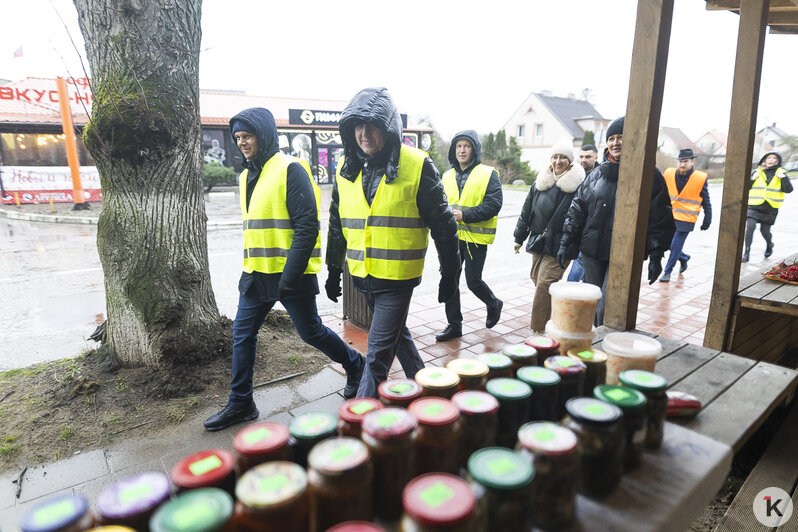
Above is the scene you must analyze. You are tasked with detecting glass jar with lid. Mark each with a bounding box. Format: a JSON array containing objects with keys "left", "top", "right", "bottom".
[
  {"left": 445, "top": 358, "right": 489, "bottom": 390},
  {"left": 408, "top": 397, "right": 462, "bottom": 476},
  {"left": 594, "top": 384, "right": 648, "bottom": 470},
  {"left": 338, "top": 398, "right": 383, "bottom": 438},
  {"left": 415, "top": 367, "right": 460, "bottom": 399},
  {"left": 361, "top": 407, "right": 418, "bottom": 521},
  {"left": 287, "top": 412, "right": 338, "bottom": 468},
  {"left": 96, "top": 472, "right": 170, "bottom": 530},
  {"left": 451, "top": 390, "right": 499, "bottom": 469},
  {"left": 149, "top": 488, "right": 233, "bottom": 532},
  {"left": 516, "top": 365, "right": 561, "bottom": 421},
  {"left": 517, "top": 422, "right": 579, "bottom": 528},
  {"left": 20, "top": 494, "right": 94, "bottom": 532},
  {"left": 326, "top": 522, "right": 386, "bottom": 532},
  {"left": 233, "top": 422, "right": 291, "bottom": 474},
  {"left": 501, "top": 344, "right": 538, "bottom": 376},
  {"left": 474, "top": 352, "right": 513, "bottom": 380},
  {"left": 170, "top": 449, "right": 236, "bottom": 495},
  {"left": 467, "top": 447, "right": 534, "bottom": 531},
  {"left": 544, "top": 355, "right": 587, "bottom": 418},
  {"left": 401, "top": 473, "right": 478, "bottom": 532},
  {"left": 232, "top": 461, "right": 309, "bottom": 532},
  {"left": 525, "top": 335, "right": 560, "bottom": 364},
  {"left": 485, "top": 378, "right": 532, "bottom": 448},
  {"left": 563, "top": 397, "right": 624, "bottom": 496},
  {"left": 567, "top": 347, "right": 608, "bottom": 393},
  {"left": 619, "top": 369, "right": 668, "bottom": 449},
  {"left": 378, "top": 378, "right": 423, "bottom": 408}
]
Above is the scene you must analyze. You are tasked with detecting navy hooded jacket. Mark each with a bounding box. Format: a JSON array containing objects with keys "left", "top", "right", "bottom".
[{"left": 446, "top": 129, "right": 503, "bottom": 229}]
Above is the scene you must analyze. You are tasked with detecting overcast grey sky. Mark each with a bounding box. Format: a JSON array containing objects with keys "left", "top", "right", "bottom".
[{"left": 3, "top": 0, "right": 797, "bottom": 142}]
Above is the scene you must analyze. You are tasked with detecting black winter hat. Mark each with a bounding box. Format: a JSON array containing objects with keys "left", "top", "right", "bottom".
[{"left": 606, "top": 117, "right": 624, "bottom": 139}]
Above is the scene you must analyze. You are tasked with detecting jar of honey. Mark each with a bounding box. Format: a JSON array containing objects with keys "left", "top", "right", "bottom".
[
  {"left": 378, "top": 379, "right": 423, "bottom": 408},
  {"left": 401, "top": 473, "right": 478, "bottom": 532},
  {"left": 408, "top": 397, "right": 462, "bottom": 476},
  {"left": 232, "top": 461, "right": 309, "bottom": 532},
  {"left": 170, "top": 449, "right": 236, "bottom": 495},
  {"left": 233, "top": 422, "right": 291, "bottom": 474},
  {"left": 337, "top": 398, "right": 383, "bottom": 438}
]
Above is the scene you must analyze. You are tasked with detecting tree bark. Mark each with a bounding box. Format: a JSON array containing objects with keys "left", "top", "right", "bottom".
[{"left": 74, "top": 0, "right": 223, "bottom": 367}]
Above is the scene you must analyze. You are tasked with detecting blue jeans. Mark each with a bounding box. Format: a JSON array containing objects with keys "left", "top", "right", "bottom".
[
  {"left": 581, "top": 255, "right": 609, "bottom": 326},
  {"left": 357, "top": 286, "right": 425, "bottom": 398},
  {"left": 229, "top": 291, "right": 361, "bottom": 405},
  {"left": 567, "top": 253, "right": 585, "bottom": 282},
  {"left": 664, "top": 231, "right": 691, "bottom": 274}
]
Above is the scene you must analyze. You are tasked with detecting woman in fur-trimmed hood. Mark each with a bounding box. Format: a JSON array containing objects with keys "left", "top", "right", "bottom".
[{"left": 513, "top": 137, "right": 585, "bottom": 332}]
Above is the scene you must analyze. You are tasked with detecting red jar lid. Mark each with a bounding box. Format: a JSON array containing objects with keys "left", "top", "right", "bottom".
[
  {"left": 378, "top": 378, "right": 423, "bottom": 401},
  {"left": 338, "top": 398, "right": 383, "bottom": 424},
  {"left": 403, "top": 473, "right": 475, "bottom": 526},
  {"left": 233, "top": 422, "right": 290, "bottom": 457},
  {"left": 327, "top": 521, "right": 386, "bottom": 532},
  {"left": 526, "top": 335, "right": 559, "bottom": 351},
  {"left": 408, "top": 397, "right": 459, "bottom": 426},
  {"left": 171, "top": 449, "right": 235, "bottom": 489},
  {"left": 362, "top": 407, "right": 417, "bottom": 439},
  {"left": 451, "top": 390, "right": 499, "bottom": 415}
]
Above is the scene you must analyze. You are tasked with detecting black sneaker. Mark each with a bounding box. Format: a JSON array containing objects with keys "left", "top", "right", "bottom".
[
  {"left": 203, "top": 400, "right": 259, "bottom": 432},
  {"left": 486, "top": 300, "right": 503, "bottom": 329},
  {"left": 679, "top": 257, "right": 689, "bottom": 273},
  {"left": 765, "top": 242, "right": 774, "bottom": 258},
  {"left": 343, "top": 357, "right": 364, "bottom": 399},
  {"left": 435, "top": 324, "right": 462, "bottom": 342},
  {"left": 742, "top": 249, "right": 750, "bottom": 263}
]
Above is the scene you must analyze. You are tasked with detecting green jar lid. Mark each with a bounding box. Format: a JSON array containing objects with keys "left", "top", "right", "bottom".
[
  {"left": 567, "top": 348, "right": 608, "bottom": 364},
  {"left": 288, "top": 412, "right": 338, "bottom": 440},
  {"left": 619, "top": 369, "right": 668, "bottom": 391},
  {"left": 415, "top": 367, "right": 460, "bottom": 389},
  {"left": 517, "top": 422, "right": 578, "bottom": 456},
  {"left": 475, "top": 352, "right": 512, "bottom": 370},
  {"left": 565, "top": 397, "right": 622, "bottom": 424},
  {"left": 235, "top": 461, "right": 307, "bottom": 509},
  {"left": 485, "top": 378, "right": 532, "bottom": 401},
  {"left": 544, "top": 355, "right": 587, "bottom": 375},
  {"left": 467, "top": 447, "right": 533, "bottom": 490},
  {"left": 308, "top": 437, "right": 370, "bottom": 473},
  {"left": 451, "top": 390, "right": 499, "bottom": 414},
  {"left": 593, "top": 384, "right": 647, "bottom": 411},
  {"left": 149, "top": 488, "right": 233, "bottom": 532},
  {"left": 501, "top": 344, "right": 537, "bottom": 361},
  {"left": 516, "top": 366, "right": 561, "bottom": 388}
]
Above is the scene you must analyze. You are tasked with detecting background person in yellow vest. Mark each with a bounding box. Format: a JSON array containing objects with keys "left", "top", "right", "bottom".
[
  {"left": 326, "top": 87, "right": 460, "bottom": 398},
  {"left": 659, "top": 149, "right": 712, "bottom": 282},
  {"left": 435, "top": 130, "right": 504, "bottom": 342},
  {"left": 743, "top": 151, "right": 793, "bottom": 262},
  {"left": 204, "top": 108, "right": 364, "bottom": 431}
]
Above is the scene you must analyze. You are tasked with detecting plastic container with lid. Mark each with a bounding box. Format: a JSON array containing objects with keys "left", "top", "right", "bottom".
[
  {"left": 326, "top": 522, "right": 386, "bottom": 532},
  {"left": 231, "top": 461, "right": 309, "bottom": 532},
  {"left": 96, "top": 472, "right": 170, "bottom": 530},
  {"left": 401, "top": 473, "right": 478, "bottom": 532},
  {"left": 474, "top": 352, "right": 513, "bottom": 380},
  {"left": 445, "top": 358, "right": 489, "bottom": 390},
  {"left": 501, "top": 344, "right": 538, "bottom": 375},
  {"left": 485, "top": 378, "right": 532, "bottom": 448},
  {"left": 171, "top": 449, "right": 236, "bottom": 495},
  {"left": 525, "top": 335, "right": 560, "bottom": 363},
  {"left": 149, "top": 488, "right": 233, "bottom": 532},
  {"left": 619, "top": 369, "right": 669, "bottom": 448},
  {"left": 378, "top": 378, "right": 423, "bottom": 408},
  {"left": 548, "top": 281, "right": 603, "bottom": 333},
  {"left": 567, "top": 348, "right": 608, "bottom": 394},
  {"left": 233, "top": 422, "right": 291, "bottom": 474},
  {"left": 602, "top": 332, "right": 662, "bottom": 384},
  {"left": 545, "top": 320, "right": 595, "bottom": 355},
  {"left": 308, "top": 437, "right": 373, "bottom": 530},
  {"left": 516, "top": 422, "right": 580, "bottom": 528},
  {"left": 288, "top": 411, "right": 338, "bottom": 468},
  {"left": 467, "top": 447, "right": 534, "bottom": 531},
  {"left": 544, "top": 355, "right": 587, "bottom": 418},
  {"left": 20, "top": 494, "right": 94, "bottom": 532},
  {"left": 337, "top": 398, "right": 383, "bottom": 438},
  {"left": 361, "top": 407, "right": 419, "bottom": 521},
  {"left": 408, "top": 397, "right": 462, "bottom": 476},
  {"left": 562, "top": 397, "right": 624, "bottom": 496},
  {"left": 415, "top": 367, "right": 460, "bottom": 399},
  {"left": 594, "top": 384, "right": 648, "bottom": 470},
  {"left": 451, "top": 390, "right": 499, "bottom": 468}
]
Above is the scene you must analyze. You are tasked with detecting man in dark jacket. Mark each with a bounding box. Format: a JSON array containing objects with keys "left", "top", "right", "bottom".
[
  {"left": 326, "top": 88, "right": 460, "bottom": 398},
  {"left": 558, "top": 117, "right": 675, "bottom": 325},
  {"left": 435, "top": 130, "right": 503, "bottom": 342},
  {"left": 743, "top": 151, "right": 793, "bottom": 262},
  {"left": 567, "top": 144, "right": 601, "bottom": 282},
  {"left": 204, "top": 108, "right": 364, "bottom": 431}
]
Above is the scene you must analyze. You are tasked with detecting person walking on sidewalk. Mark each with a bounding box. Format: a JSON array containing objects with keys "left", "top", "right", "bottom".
[
  {"left": 566, "top": 144, "right": 601, "bottom": 283},
  {"left": 435, "top": 130, "right": 503, "bottom": 342},
  {"left": 326, "top": 87, "right": 460, "bottom": 398},
  {"left": 659, "top": 149, "right": 711, "bottom": 282},
  {"left": 558, "top": 117, "right": 675, "bottom": 325},
  {"left": 204, "top": 108, "right": 365, "bottom": 431},
  {"left": 743, "top": 151, "right": 793, "bottom": 262},
  {"left": 514, "top": 137, "right": 585, "bottom": 333}
]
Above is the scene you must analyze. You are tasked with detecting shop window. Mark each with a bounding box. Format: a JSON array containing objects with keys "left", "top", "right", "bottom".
[
  {"left": 0, "top": 132, "right": 95, "bottom": 167},
  {"left": 202, "top": 129, "right": 228, "bottom": 166}
]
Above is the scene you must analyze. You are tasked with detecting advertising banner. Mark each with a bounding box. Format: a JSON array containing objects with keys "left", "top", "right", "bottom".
[{"left": 0, "top": 166, "right": 101, "bottom": 204}]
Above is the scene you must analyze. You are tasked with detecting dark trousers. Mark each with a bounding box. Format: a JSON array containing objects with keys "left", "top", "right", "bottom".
[
  {"left": 581, "top": 255, "right": 609, "bottom": 326},
  {"left": 445, "top": 241, "right": 500, "bottom": 325},
  {"left": 229, "top": 291, "right": 360, "bottom": 405},
  {"left": 744, "top": 217, "right": 773, "bottom": 251},
  {"left": 664, "top": 231, "right": 691, "bottom": 274}
]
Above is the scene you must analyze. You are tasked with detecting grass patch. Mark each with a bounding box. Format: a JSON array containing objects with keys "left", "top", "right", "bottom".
[
  {"left": 167, "top": 409, "right": 185, "bottom": 424},
  {"left": 0, "top": 444, "right": 20, "bottom": 456},
  {"left": 288, "top": 355, "right": 302, "bottom": 367},
  {"left": 59, "top": 425, "right": 76, "bottom": 440},
  {"left": 1, "top": 366, "right": 46, "bottom": 380},
  {"left": 2, "top": 434, "right": 20, "bottom": 443},
  {"left": 114, "top": 377, "right": 127, "bottom": 393}
]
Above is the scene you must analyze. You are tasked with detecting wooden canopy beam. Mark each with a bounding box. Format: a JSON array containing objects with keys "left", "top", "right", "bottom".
[
  {"left": 604, "top": 0, "right": 674, "bottom": 330},
  {"left": 706, "top": 0, "right": 796, "bottom": 10},
  {"left": 704, "top": 0, "right": 770, "bottom": 351}
]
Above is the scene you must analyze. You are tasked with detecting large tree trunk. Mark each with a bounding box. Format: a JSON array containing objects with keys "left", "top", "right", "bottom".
[{"left": 74, "top": 0, "right": 223, "bottom": 367}]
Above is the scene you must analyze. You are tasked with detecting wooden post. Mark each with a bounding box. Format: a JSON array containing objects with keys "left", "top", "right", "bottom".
[
  {"left": 704, "top": 0, "right": 770, "bottom": 350},
  {"left": 56, "top": 77, "right": 86, "bottom": 209},
  {"left": 604, "top": 0, "right": 674, "bottom": 330}
]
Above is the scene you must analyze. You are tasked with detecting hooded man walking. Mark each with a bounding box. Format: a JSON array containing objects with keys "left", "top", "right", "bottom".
[
  {"left": 436, "top": 130, "right": 503, "bottom": 342},
  {"left": 204, "top": 108, "right": 364, "bottom": 431},
  {"left": 326, "top": 88, "right": 460, "bottom": 398}
]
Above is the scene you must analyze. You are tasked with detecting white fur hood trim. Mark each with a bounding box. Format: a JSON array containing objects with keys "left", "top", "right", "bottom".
[{"left": 535, "top": 163, "right": 585, "bottom": 193}]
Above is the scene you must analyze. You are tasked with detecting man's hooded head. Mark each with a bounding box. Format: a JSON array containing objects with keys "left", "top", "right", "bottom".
[
  {"left": 229, "top": 107, "right": 279, "bottom": 168},
  {"left": 448, "top": 130, "right": 482, "bottom": 171}
]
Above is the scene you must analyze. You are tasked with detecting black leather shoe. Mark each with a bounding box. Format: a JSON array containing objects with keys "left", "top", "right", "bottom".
[
  {"left": 486, "top": 300, "right": 503, "bottom": 329},
  {"left": 436, "top": 324, "right": 462, "bottom": 342},
  {"left": 343, "top": 357, "right": 364, "bottom": 399},
  {"left": 765, "top": 242, "right": 774, "bottom": 258},
  {"left": 203, "top": 400, "right": 259, "bottom": 432},
  {"left": 679, "top": 257, "right": 689, "bottom": 273},
  {"left": 741, "top": 249, "right": 750, "bottom": 263}
]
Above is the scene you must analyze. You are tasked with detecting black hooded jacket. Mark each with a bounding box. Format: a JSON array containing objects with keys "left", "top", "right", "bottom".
[
  {"left": 747, "top": 151, "right": 793, "bottom": 225},
  {"left": 327, "top": 88, "right": 460, "bottom": 290},
  {"left": 230, "top": 107, "right": 320, "bottom": 301},
  {"left": 446, "top": 130, "right": 503, "bottom": 229}
]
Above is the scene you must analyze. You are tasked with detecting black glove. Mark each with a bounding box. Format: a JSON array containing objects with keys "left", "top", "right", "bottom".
[
  {"left": 278, "top": 280, "right": 296, "bottom": 301},
  {"left": 700, "top": 219, "right": 710, "bottom": 231},
  {"left": 556, "top": 244, "right": 568, "bottom": 270},
  {"left": 647, "top": 254, "right": 663, "bottom": 285},
  {"left": 438, "top": 275, "right": 458, "bottom": 303},
  {"left": 325, "top": 268, "right": 342, "bottom": 302}
]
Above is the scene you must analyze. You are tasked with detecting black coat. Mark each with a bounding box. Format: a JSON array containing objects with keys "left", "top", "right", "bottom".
[{"left": 746, "top": 166, "right": 793, "bottom": 225}]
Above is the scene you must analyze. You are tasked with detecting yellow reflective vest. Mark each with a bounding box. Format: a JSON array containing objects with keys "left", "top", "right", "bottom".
[
  {"left": 442, "top": 164, "right": 498, "bottom": 245},
  {"left": 239, "top": 152, "right": 322, "bottom": 274},
  {"left": 663, "top": 168, "right": 706, "bottom": 223},
  {"left": 748, "top": 168, "right": 786, "bottom": 209},
  {"left": 336, "top": 145, "right": 429, "bottom": 280}
]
